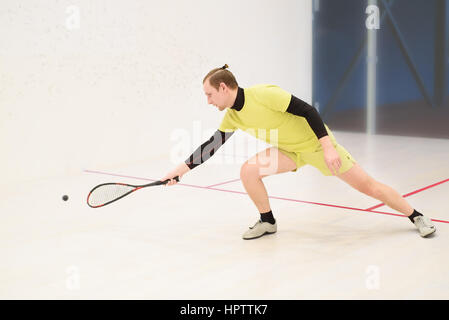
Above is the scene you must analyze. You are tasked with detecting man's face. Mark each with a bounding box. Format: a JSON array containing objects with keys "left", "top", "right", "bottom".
[{"left": 203, "top": 80, "right": 228, "bottom": 111}]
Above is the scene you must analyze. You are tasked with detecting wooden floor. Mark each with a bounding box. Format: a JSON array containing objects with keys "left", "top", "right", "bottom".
[{"left": 1, "top": 131, "right": 448, "bottom": 299}]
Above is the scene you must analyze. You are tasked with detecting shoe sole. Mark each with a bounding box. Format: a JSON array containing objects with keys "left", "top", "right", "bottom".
[
  {"left": 243, "top": 231, "right": 276, "bottom": 240},
  {"left": 421, "top": 227, "right": 436, "bottom": 238}
]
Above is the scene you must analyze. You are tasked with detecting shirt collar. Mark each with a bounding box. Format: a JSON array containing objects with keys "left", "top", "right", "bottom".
[{"left": 231, "top": 87, "right": 245, "bottom": 111}]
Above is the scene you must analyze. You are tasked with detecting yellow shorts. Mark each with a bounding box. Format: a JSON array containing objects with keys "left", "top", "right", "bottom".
[{"left": 279, "top": 143, "right": 356, "bottom": 176}]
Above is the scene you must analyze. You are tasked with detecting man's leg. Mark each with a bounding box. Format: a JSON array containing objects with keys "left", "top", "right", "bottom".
[
  {"left": 240, "top": 147, "right": 297, "bottom": 213},
  {"left": 240, "top": 147, "right": 297, "bottom": 239},
  {"left": 337, "top": 163, "right": 413, "bottom": 215},
  {"left": 337, "top": 163, "right": 436, "bottom": 237}
]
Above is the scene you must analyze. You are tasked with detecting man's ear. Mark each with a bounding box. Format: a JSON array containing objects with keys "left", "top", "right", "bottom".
[{"left": 219, "top": 82, "right": 227, "bottom": 92}]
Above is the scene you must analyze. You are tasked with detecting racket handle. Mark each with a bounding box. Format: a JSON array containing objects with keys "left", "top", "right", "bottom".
[{"left": 161, "top": 176, "right": 180, "bottom": 184}]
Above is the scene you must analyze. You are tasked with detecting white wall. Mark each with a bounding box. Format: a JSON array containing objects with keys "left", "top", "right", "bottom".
[{"left": 0, "top": 0, "right": 312, "bottom": 185}]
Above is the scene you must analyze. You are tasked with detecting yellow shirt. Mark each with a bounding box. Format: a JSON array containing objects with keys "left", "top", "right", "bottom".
[{"left": 218, "top": 84, "right": 336, "bottom": 153}]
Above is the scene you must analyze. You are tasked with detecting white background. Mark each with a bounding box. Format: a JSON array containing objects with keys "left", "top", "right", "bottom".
[{"left": 0, "top": 0, "right": 312, "bottom": 185}]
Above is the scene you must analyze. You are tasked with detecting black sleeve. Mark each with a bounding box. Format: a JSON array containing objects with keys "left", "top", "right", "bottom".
[
  {"left": 285, "top": 95, "right": 328, "bottom": 139},
  {"left": 185, "top": 129, "right": 235, "bottom": 170}
]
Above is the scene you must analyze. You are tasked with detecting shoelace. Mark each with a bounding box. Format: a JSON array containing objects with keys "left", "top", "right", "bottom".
[
  {"left": 414, "top": 216, "right": 425, "bottom": 229},
  {"left": 249, "top": 220, "right": 262, "bottom": 229},
  {"left": 414, "top": 216, "right": 434, "bottom": 229}
]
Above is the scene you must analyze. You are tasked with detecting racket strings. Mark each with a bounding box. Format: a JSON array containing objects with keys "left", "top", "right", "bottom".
[{"left": 88, "top": 184, "right": 136, "bottom": 207}]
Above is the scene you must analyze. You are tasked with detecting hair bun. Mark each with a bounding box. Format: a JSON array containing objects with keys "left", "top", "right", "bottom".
[{"left": 221, "top": 64, "right": 229, "bottom": 70}]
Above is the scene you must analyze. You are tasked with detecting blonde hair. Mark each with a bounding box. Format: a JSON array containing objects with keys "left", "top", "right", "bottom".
[{"left": 203, "top": 64, "right": 238, "bottom": 90}]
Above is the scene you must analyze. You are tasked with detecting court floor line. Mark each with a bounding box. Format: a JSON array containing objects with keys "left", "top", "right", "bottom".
[
  {"left": 207, "top": 174, "right": 449, "bottom": 214},
  {"left": 206, "top": 178, "right": 241, "bottom": 188},
  {"left": 366, "top": 178, "right": 449, "bottom": 211},
  {"left": 84, "top": 169, "right": 449, "bottom": 224}
]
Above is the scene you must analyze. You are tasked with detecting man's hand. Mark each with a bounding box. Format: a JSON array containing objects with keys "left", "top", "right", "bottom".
[
  {"left": 323, "top": 146, "right": 341, "bottom": 176},
  {"left": 160, "top": 162, "right": 190, "bottom": 186},
  {"left": 319, "top": 136, "right": 341, "bottom": 176}
]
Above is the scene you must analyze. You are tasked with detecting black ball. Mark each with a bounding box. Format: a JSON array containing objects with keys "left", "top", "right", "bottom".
[{"left": 62, "top": 195, "right": 69, "bottom": 201}]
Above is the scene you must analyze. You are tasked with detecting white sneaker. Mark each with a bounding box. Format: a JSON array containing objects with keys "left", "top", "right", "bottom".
[
  {"left": 413, "top": 216, "right": 436, "bottom": 237},
  {"left": 242, "top": 219, "right": 277, "bottom": 240}
]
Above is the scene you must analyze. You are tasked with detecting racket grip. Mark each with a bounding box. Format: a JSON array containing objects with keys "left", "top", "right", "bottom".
[{"left": 161, "top": 176, "right": 180, "bottom": 184}]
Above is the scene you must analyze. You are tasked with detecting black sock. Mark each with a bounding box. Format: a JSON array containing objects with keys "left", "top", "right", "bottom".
[
  {"left": 408, "top": 209, "right": 423, "bottom": 223},
  {"left": 260, "top": 210, "right": 276, "bottom": 224}
]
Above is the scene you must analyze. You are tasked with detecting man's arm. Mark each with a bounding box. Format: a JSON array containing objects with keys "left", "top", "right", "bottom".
[
  {"left": 161, "top": 129, "right": 234, "bottom": 186},
  {"left": 285, "top": 95, "right": 328, "bottom": 139},
  {"left": 185, "top": 129, "right": 235, "bottom": 170}
]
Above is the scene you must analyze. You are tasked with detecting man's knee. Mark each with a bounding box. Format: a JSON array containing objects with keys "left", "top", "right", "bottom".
[
  {"left": 363, "top": 180, "right": 383, "bottom": 199},
  {"left": 240, "top": 161, "right": 262, "bottom": 180}
]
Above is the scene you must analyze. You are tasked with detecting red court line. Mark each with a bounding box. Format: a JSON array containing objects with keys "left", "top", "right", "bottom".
[
  {"left": 84, "top": 169, "right": 229, "bottom": 190},
  {"left": 84, "top": 170, "right": 158, "bottom": 182},
  {"left": 366, "top": 178, "right": 449, "bottom": 211},
  {"left": 207, "top": 178, "right": 241, "bottom": 188},
  {"left": 84, "top": 169, "right": 449, "bottom": 224}
]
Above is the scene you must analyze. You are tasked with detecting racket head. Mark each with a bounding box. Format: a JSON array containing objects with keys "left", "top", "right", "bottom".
[
  {"left": 86, "top": 176, "right": 180, "bottom": 208},
  {"left": 87, "top": 183, "right": 139, "bottom": 208}
]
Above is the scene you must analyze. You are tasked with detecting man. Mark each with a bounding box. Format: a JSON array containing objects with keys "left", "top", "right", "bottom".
[{"left": 161, "top": 65, "right": 436, "bottom": 239}]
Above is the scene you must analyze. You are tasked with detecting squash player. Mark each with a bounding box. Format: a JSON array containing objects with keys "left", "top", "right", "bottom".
[{"left": 161, "top": 65, "right": 436, "bottom": 240}]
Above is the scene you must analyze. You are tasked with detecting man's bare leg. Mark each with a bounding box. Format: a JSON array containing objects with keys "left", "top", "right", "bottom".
[
  {"left": 337, "top": 163, "right": 413, "bottom": 215},
  {"left": 239, "top": 147, "right": 297, "bottom": 239},
  {"left": 337, "top": 162, "right": 436, "bottom": 237},
  {"left": 240, "top": 147, "right": 297, "bottom": 213}
]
